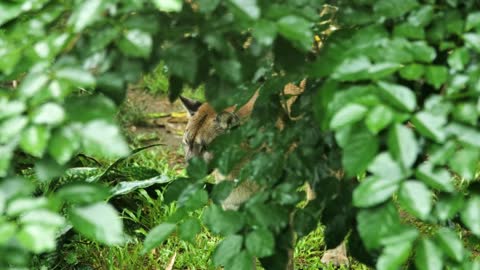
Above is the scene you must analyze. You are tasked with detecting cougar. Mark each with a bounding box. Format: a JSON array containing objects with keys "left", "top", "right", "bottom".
[{"left": 179, "top": 80, "right": 348, "bottom": 268}]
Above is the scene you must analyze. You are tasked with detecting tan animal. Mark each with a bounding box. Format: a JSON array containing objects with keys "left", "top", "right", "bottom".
[{"left": 179, "top": 80, "right": 348, "bottom": 268}]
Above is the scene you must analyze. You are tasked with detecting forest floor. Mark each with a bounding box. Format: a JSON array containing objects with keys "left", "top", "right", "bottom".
[{"left": 39, "top": 87, "right": 366, "bottom": 270}]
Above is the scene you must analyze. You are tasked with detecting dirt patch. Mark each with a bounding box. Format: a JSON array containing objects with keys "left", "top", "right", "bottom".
[{"left": 122, "top": 89, "right": 188, "bottom": 153}]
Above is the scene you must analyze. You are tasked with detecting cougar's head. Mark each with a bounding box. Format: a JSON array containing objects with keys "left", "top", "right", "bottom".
[
  {"left": 179, "top": 91, "right": 259, "bottom": 163},
  {"left": 179, "top": 96, "right": 240, "bottom": 163}
]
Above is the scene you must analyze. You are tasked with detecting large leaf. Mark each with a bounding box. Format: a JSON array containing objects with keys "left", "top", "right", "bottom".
[
  {"left": 153, "top": 0, "right": 182, "bottom": 12},
  {"left": 230, "top": 0, "right": 260, "bottom": 20},
  {"left": 341, "top": 126, "right": 379, "bottom": 177},
  {"left": 203, "top": 204, "right": 245, "bottom": 236},
  {"left": 376, "top": 241, "right": 412, "bottom": 270},
  {"left": 415, "top": 238, "right": 443, "bottom": 270},
  {"left": 276, "top": 15, "right": 313, "bottom": 51},
  {"left": 110, "top": 175, "right": 171, "bottom": 197},
  {"left": 213, "top": 234, "right": 243, "bottom": 266},
  {"left": 80, "top": 120, "right": 129, "bottom": 158},
  {"left": 178, "top": 217, "right": 201, "bottom": 243},
  {"left": 398, "top": 180, "right": 432, "bottom": 220},
  {"left": 142, "top": 223, "right": 176, "bottom": 254},
  {"left": 68, "top": 0, "right": 107, "bottom": 32},
  {"left": 353, "top": 176, "right": 400, "bottom": 208},
  {"left": 57, "top": 182, "right": 111, "bottom": 204},
  {"left": 388, "top": 124, "right": 418, "bottom": 169},
  {"left": 20, "top": 125, "right": 50, "bottom": 158},
  {"left": 245, "top": 228, "right": 275, "bottom": 258},
  {"left": 460, "top": 195, "right": 480, "bottom": 237},
  {"left": 415, "top": 163, "right": 454, "bottom": 192},
  {"left": 411, "top": 111, "right": 446, "bottom": 143},
  {"left": 365, "top": 105, "right": 394, "bottom": 134},
  {"left": 436, "top": 228, "right": 464, "bottom": 262},
  {"left": 69, "top": 202, "right": 124, "bottom": 245},
  {"left": 377, "top": 81, "right": 416, "bottom": 112},
  {"left": 330, "top": 103, "right": 368, "bottom": 130}
]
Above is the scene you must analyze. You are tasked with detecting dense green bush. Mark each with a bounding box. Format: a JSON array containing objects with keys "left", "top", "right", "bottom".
[{"left": 1, "top": 0, "right": 480, "bottom": 269}]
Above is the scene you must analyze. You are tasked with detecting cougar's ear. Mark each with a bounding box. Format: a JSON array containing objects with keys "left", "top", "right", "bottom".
[
  {"left": 215, "top": 111, "right": 240, "bottom": 130},
  {"left": 180, "top": 96, "right": 203, "bottom": 116}
]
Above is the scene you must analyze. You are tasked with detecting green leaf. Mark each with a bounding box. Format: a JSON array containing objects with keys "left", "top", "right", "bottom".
[
  {"left": 394, "top": 23, "right": 425, "bottom": 39},
  {"left": 55, "top": 67, "right": 96, "bottom": 86},
  {"left": 276, "top": 15, "right": 313, "bottom": 52},
  {"left": 466, "top": 12, "right": 480, "bottom": 30},
  {"left": 6, "top": 197, "right": 48, "bottom": 216},
  {"left": 31, "top": 102, "right": 65, "bottom": 125},
  {"left": 245, "top": 228, "right": 274, "bottom": 258},
  {"left": 453, "top": 102, "right": 477, "bottom": 126},
  {"left": 20, "top": 125, "right": 50, "bottom": 157},
  {"left": 425, "top": 65, "right": 448, "bottom": 89},
  {"left": 460, "top": 195, "right": 480, "bottom": 237},
  {"left": 376, "top": 241, "right": 412, "bottom": 270},
  {"left": 68, "top": 0, "right": 107, "bottom": 32},
  {"left": 0, "top": 116, "right": 28, "bottom": 143},
  {"left": 353, "top": 176, "right": 400, "bottom": 208},
  {"left": 342, "top": 126, "right": 379, "bottom": 177},
  {"left": 411, "top": 111, "right": 446, "bottom": 143},
  {"left": 388, "top": 124, "right": 418, "bottom": 169},
  {"left": 187, "top": 157, "right": 208, "bottom": 179},
  {"left": 0, "top": 143, "right": 14, "bottom": 177},
  {"left": 152, "top": 0, "right": 182, "bottom": 12},
  {"left": 57, "top": 182, "right": 111, "bottom": 204},
  {"left": 178, "top": 218, "right": 201, "bottom": 243},
  {"left": 331, "top": 56, "right": 371, "bottom": 81},
  {"left": 435, "top": 193, "right": 464, "bottom": 221},
  {"left": 416, "top": 163, "right": 454, "bottom": 192},
  {"left": 374, "top": 0, "right": 419, "bottom": 19},
  {"left": 17, "top": 224, "right": 56, "bottom": 254},
  {"left": 69, "top": 202, "right": 124, "bottom": 245},
  {"left": 117, "top": 29, "right": 153, "bottom": 58},
  {"left": 0, "top": 3, "right": 22, "bottom": 26},
  {"left": 227, "top": 250, "right": 253, "bottom": 270},
  {"left": 48, "top": 126, "right": 80, "bottom": 164},
  {"left": 415, "top": 238, "right": 443, "bottom": 270},
  {"left": 19, "top": 209, "right": 65, "bottom": 227},
  {"left": 198, "top": 0, "right": 220, "bottom": 13},
  {"left": 368, "top": 152, "right": 406, "bottom": 181},
  {"left": 0, "top": 99, "right": 26, "bottom": 120},
  {"left": 357, "top": 203, "right": 418, "bottom": 250},
  {"left": 111, "top": 175, "right": 172, "bottom": 197},
  {"left": 330, "top": 104, "right": 368, "bottom": 130},
  {"left": 398, "top": 180, "right": 432, "bottom": 220},
  {"left": 449, "top": 148, "right": 479, "bottom": 181},
  {"left": 448, "top": 48, "right": 469, "bottom": 71},
  {"left": 142, "top": 223, "right": 176, "bottom": 253},
  {"left": 19, "top": 72, "right": 49, "bottom": 98},
  {"left": 408, "top": 5, "right": 434, "bottom": 27},
  {"left": 436, "top": 228, "right": 464, "bottom": 262},
  {"left": 163, "top": 43, "right": 198, "bottom": 83},
  {"left": 203, "top": 204, "right": 245, "bottom": 236},
  {"left": 409, "top": 41, "right": 436, "bottom": 63},
  {"left": 230, "top": 0, "right": 260, "bottom": 20},
  {"left": 365, "top": 105, "right": 394, "bottom": 134},
  {"left": 399, "top": 64, "right": 424, "bottom": 80},
  {"left": 0, "top": 222, "right": 16, "bottom": 244},
  {"left": 464, "top": 33, "right": 480, "bottom": 52},
  {"left": 213, "top": 234, "right": 243, "bottom": 266},
  {"left": 368, "top": 62, "right": 403, "bottom": 80},
  {"left": 377, "top": 81, "right": 416, "bottom": 112},
  {"left": 253, "top": 20, "right": 277, "bottom": 46},
  {"left": 81, "top": 120, "right": 129, "bottom": 158},
  {"left": 447, "top": 123, "right": 480, "bottom": 148}
]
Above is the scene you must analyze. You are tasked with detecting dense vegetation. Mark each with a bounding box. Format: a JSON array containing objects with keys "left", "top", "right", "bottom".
[{"left": 1, "top": 0, "right": 480, "bottom": 269}]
